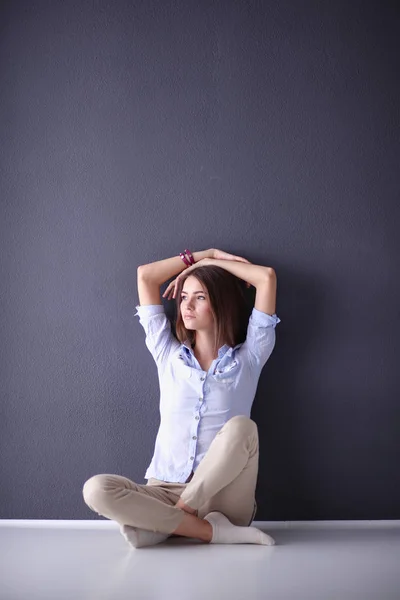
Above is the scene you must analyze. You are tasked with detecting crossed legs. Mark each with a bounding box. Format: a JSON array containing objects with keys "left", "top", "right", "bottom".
[{"left": 83, "top": 416, "right": 259, "bottom": 543}]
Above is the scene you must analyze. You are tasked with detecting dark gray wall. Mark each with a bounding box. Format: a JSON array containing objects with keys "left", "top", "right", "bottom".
[{"left": 1, "top": 0, "right": 399, "bottom": 520}]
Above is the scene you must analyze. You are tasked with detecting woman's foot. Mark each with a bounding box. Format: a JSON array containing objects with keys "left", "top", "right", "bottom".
[
  {"left": 204, "top": 512, "right": 276, "bottom": 545},
  {"left": 120, "top": 524, "right": 169, "bottom": 548},
  {"left": 170, "top": 512, "right": 213, "bottom": 542}
]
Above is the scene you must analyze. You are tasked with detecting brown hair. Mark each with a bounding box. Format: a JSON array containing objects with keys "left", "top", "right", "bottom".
[{"left": 174, "top": 266, "right": 250, "bottom": 356}]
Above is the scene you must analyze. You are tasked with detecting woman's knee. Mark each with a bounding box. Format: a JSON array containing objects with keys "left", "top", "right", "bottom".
[
  {"left": 82, "top": 474, "right": 112, "bottom": 506},
  {"left": 221, "top": 415, "right": 258, "bottom": 437}
]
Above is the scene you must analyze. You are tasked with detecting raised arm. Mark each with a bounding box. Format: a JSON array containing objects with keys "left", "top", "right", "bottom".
[{"left": 205, "top": 259, "right": 277, "bottom": 316}]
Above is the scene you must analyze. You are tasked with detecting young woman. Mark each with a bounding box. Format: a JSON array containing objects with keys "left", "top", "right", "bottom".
[{"left": 83, "top": 247, "right": 281, "bottom": 548}]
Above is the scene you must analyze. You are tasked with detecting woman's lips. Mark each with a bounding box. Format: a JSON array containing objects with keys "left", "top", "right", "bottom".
[{"left": 184, "top": 315, "right": 195, "bottom": 319}]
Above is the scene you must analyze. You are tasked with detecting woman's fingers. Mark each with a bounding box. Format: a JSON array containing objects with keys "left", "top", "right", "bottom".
[
  {"left": 162, "top": 281, "right": 174, "bottom": 298},
  {"left": 214, "top": 249, "right": 251, "bottom": 264},
  {"left": 172, "top": 280, "right": 180, "bottom": 298},
  {"left": 162, "top": 277, "right": 180, "bottom": 300},
  {"left": 233, "top": 256, "right": 250, "bottom": 263}
]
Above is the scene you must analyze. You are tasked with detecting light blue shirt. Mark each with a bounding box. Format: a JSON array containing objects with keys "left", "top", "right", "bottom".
[{"left": 134, "top": 304, "right": 281, "bottom": 483}]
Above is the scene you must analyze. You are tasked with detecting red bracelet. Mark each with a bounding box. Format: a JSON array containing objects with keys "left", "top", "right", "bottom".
[
  {"left": 179, "top": 252, "right": 191, "bottom": 267},
  {"left": 184, "top": 249, "right": 195, "bottom": 265}
]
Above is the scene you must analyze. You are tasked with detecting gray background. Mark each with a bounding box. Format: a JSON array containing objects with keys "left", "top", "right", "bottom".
[{"left": 1, "top": 0, "right": 399, "bottom": 520}]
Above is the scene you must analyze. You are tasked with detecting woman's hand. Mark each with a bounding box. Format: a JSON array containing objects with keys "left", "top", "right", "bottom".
[{"left": 213, "top": 249, "right": 251, "bottom": 265}]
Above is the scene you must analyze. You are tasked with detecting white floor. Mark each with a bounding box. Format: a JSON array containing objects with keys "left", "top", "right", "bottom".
[{"left": 1, "top": 520, "right": 399, "bottom": 600}]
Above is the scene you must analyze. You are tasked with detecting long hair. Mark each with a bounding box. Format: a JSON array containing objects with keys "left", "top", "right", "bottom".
[{"left": 174, "top": 266, "right": 251, "bottom": 356}]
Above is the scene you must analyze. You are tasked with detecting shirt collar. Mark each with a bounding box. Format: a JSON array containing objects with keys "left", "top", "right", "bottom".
[{"left": 181, "top": 341, "right": 242, "bottom": 358}]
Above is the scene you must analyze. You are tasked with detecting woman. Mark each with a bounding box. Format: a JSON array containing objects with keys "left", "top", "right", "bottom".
[{"left": 83, "top": 247, "right": 281, "bottom": 548}]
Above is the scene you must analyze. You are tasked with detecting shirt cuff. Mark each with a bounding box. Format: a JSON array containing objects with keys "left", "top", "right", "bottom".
[
  {"left": 250, "top": 307, "right": 281, "bottom": 328},
  {"left": 134, "top": 304, "right": 165, "bottom": 318}
]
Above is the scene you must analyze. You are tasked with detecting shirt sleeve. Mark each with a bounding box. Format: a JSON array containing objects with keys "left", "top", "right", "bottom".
[
  {"left": 240, "top": 307, "right": 281, "bottom": 369},
  {"left": 134, "top": 304, "right": 180, "bottom": 370}
]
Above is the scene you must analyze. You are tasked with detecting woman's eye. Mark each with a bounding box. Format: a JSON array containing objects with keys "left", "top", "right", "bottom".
[{"left": 180, "top": 296, "right": 205, "bottom": 300}]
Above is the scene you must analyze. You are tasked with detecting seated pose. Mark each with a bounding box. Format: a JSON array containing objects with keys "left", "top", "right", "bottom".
[{"left": 83, "top": 247, "right": 281, "bottom": 548}]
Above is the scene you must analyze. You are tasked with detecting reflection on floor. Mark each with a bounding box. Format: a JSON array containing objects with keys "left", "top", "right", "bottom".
[{"left": 1, "top": 520, "right": 399, "bottom": 600}]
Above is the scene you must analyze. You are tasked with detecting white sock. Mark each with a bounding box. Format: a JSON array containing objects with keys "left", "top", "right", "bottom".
[
  {"left": 120, "top": 524, "right": 170, "bottom": 548},
  {"left": 204, "top": 511, "right": 275, "bottom": 546}
]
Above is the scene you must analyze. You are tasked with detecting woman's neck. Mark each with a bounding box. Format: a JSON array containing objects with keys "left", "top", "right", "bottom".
[{"left": 192, "top": 332, "right": 217, "bottom": 360}]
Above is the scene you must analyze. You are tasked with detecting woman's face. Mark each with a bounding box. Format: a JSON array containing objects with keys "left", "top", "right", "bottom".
[{"left": 180, "top": 276, "right": 214, "bottom": 332}]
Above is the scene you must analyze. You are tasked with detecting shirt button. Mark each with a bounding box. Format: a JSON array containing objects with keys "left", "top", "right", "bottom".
[
  {"left": 195, "top": 416, "right": 199, "bottom": 420},
  {"left": 192, "top": 436, "right": 197, "bottom": 440},
  {"left": 190, "top": 456, "right": 194, "bottom": 460},
  {"left": 199, "top": 397, "right": 203, "bottom": 401},
  {"left": 200, "top": 376, "right": 205, "bottom": 381}
]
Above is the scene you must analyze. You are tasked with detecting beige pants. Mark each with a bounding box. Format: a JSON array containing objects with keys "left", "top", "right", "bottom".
[{"left": 82, "top": 415, "right": 259, "bottom": 535}]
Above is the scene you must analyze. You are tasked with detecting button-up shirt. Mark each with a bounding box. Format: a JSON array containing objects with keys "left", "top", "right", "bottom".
[{"left": 134, "top": 304, "right": 281, "bottom": 483}]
